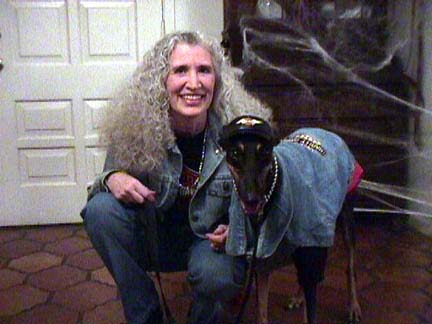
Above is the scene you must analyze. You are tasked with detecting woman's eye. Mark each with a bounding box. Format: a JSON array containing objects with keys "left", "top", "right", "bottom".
[
  {"left": 262, "top": 148, "right": 272, "bottom": 156},
  {"left": 174, "top": 66, "right": 187, "bottom": 74},
  {"left": 199, "top": 65, "right": 212, "bottom": 73}
]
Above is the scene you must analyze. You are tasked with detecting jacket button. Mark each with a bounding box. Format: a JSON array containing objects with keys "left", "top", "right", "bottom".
[
  {"left": 223, "top": 182, "right": 230, "bottom": 191},
  {"left": 191, "top": 215, "right": 199, "bottom": 222}
]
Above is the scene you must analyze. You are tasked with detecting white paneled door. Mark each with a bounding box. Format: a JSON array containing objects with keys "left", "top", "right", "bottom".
[{"left": 0, "top": 0, "right": 162, "bottom": 225}]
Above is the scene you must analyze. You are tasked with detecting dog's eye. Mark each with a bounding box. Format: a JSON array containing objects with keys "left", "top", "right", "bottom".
[
  {"left": 259, "top": 146, "right": 272, "bottom": 158},
  {"left": 227, "top": 148, "right": 242, "bottom": 166},
  {"left": 229, "top": 148, "right": 241, "bottom": 158}
]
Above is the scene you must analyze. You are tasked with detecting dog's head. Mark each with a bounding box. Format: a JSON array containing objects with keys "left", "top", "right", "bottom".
[{"left": 219, "top": 116, "right": 277, "bottom": 217}]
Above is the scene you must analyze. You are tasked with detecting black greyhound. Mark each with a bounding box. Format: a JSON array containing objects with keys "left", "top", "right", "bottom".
[{"left": 219, "top": 116, "right": 362, "bottom": 324}]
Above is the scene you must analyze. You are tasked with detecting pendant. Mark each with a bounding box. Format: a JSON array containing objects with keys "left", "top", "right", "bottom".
[{"left": 179, "top": 184, "right": 196, "bottom": 198}]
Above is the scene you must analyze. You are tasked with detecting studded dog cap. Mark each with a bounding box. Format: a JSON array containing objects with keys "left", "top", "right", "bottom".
[{"left": 220, "top": 115, "right": 274, "bottom": 145}]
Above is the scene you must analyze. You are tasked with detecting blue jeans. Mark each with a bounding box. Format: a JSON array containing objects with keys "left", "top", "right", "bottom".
[{"left": 82, "top": 192, "right": 246, "bottom": 324}]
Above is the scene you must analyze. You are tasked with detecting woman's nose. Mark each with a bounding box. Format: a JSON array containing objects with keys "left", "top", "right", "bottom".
[{"left": 186, "top": 70, "right": 201, "bottom": 89}]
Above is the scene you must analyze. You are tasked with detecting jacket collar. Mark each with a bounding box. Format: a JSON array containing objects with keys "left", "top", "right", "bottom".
[{"left": 198, "top": 111, "right": 225, "bottom": 185}]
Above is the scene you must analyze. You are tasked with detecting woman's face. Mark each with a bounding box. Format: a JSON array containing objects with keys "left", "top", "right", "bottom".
[{"left": 166, "top": 43, "right": 216, "bottom": 120}]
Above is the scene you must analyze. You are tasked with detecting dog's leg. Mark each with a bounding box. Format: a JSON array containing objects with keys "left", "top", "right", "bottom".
[
  {"left": 341, "top": 198, "right": 362, "bottom": 323},
  {"left": 302, "top": 281, "right": 318, "bottom": 324},
  {"left": 256, "top": 271, "right": 270, "bottom": 324},
  {"left": 293, "top": 247, "right": 328, "bottom": 324},
  {"left": 287, "top": 286, "right": 304, "bottom": 310}
]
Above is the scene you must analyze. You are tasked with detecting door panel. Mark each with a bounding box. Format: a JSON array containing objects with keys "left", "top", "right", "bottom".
[
  {"left": 0, "top": 0, "right": 162, "bottom": 225},
  {"left": 0, "top": 0, "right": 222, "bottom": 225}
]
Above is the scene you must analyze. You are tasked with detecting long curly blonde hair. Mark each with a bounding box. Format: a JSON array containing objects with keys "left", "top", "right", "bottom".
[{"left": 100, "top": 31, "right": 272, "bottom": 175}]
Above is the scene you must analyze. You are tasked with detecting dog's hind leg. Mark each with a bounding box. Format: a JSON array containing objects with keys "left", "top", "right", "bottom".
[
  {"left": 340, "top": 197, "right": 362, "bottom": 323},
  {"left": 256, "top": 271, "right": 270, "bottom": 324},
  {"left": 293, "top": 247, "right": 328, "bottom": 324}
]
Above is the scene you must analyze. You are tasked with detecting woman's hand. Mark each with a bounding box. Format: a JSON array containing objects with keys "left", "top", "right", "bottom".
[
  {"left": 106, "top": 172, "right": 157, "bottom": 204},
  {"left": 206, "top": 224, "right": 229, "bottom": 251}
]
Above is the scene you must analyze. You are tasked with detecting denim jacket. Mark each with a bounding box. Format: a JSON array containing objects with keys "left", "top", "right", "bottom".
[
  {"left": 225, "top": 128, "right": 358, "bottom": 259},
  {"left": 86, "top": 112, "right": 234, "bottom": 237}
]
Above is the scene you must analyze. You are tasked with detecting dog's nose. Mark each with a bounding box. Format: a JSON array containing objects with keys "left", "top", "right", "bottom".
[{"left": 245, "top": 196, "right": 260, "bottom": 206}]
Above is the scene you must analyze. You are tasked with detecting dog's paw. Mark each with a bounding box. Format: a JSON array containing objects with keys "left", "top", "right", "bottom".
[
  {"left": 345, "top": 312, "right": 361, "bottom": 324},
  {"left": 346, "top": 302, "right": 361, "bottom": 323},
  {"left": 285, "top": 296, "right": 303, "bottom": 310}
]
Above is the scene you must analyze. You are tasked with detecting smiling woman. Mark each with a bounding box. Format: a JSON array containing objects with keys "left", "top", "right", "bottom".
[
  {"left": 166, "top": 43, "right": 216, "bottom": 136},
  {"left": 80, "top": 31, "right": 272, "bottom": 324}
]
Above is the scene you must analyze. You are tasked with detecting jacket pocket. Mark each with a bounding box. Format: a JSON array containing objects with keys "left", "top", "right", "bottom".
[
  {"left": 207, "top": 179, "right": 232, "bottom": 198},
  {"left": 202, "top": 179, "right": 232, "bottom": 221},
  {"left": 147, "top": 173, "right": 174, "bottom": 210}
]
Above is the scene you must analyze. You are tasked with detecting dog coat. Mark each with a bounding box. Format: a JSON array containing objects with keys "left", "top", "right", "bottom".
[{"left": 226, "top": 127, "right": 363, "bottom": 259}]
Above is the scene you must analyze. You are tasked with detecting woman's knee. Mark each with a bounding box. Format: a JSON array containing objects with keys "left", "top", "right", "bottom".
[
  {"left": 83, "top": 192, "right": 132, "bottom": 237},
  {"left": 188, "top": 241, "right": 246, "bottom": 299}
]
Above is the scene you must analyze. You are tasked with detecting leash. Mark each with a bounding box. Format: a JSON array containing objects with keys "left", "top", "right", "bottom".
[
  {"left": 138, "top": 202, "right": 176, "bottom": 324},
  {"left": 234, "top": 219, "right": 262, "bottom": 324},
  {"left": 233, "top": 156, "right": 278, "bottom": 323}
]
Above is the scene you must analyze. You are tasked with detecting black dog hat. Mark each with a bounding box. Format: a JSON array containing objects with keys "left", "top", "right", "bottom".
[{"left": 219, "top": 115, "right": 274, "bottom": 146}]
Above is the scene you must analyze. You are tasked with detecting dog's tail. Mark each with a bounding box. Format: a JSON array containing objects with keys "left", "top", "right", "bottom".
[{"left": 348, "top": 161, "right": 364, "bottom": 194}]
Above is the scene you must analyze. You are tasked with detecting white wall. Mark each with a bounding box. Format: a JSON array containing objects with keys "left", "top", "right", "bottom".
[{"left": 164, "top": 0, "right": 224, "bottom": 41}]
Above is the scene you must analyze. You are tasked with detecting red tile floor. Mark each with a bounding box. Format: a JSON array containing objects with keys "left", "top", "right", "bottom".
[{"left": 0, "top": 216, "right": 431, "bottom": 324}]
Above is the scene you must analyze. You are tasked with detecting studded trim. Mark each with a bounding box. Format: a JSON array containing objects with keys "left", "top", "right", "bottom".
[{"left": 286, "top": 134, "right": 327, "bottom": 156}]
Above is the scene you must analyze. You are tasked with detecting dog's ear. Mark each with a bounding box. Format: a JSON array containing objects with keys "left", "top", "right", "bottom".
[
  {"left": 218, "top": 137, "right": 228, "bottom": 151},
  {"left": 218, "top": 126, "right": 229, "bottom": 151}
]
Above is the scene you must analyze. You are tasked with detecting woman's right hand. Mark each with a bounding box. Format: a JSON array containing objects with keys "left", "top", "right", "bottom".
[{"left": 106, "top": 172, "right": 157, "bottom": 204}]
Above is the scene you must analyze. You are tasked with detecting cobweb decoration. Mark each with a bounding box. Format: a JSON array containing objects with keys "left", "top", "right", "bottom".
[{"left": 237, "top": 1, "right": 432, "bottom": 219}]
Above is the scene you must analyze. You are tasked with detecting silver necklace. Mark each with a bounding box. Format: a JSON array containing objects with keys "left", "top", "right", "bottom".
[{"left": 178, "top": 127, "right": 207, "bottom": 198}]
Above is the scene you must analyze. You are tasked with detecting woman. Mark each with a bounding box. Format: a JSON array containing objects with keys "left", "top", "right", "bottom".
[{"left": 82, "top": 31, "right": 271, "bottom": 323}]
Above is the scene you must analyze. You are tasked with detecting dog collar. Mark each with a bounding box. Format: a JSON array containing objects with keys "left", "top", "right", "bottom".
[{"left": 264, "top": 155, "right": 279, "bottom": 205}]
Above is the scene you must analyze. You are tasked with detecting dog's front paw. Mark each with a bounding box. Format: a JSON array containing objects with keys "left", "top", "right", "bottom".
[
  {"left": 286, "top": 295, "right": 304, "bottom": 310},
  {"left": 346, "top": 300, "right": 361, "bottom": 323},
  {"left": 346, "top": 311, "right": 361, "bottom": 323}
]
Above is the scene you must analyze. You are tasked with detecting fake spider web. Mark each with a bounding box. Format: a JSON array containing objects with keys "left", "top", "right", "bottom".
[{"left": 236, "top": 1, "right": 432, "bottom": 220}]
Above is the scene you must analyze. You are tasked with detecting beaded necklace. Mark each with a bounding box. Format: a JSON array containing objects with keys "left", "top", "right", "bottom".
[{"left": 178, "top": 127, "right": 207, "bottom": 198}]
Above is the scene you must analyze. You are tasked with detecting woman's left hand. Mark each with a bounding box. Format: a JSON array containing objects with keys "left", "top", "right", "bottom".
[{"left": 206, "top": 224, "right": 229, "bottom": 251}]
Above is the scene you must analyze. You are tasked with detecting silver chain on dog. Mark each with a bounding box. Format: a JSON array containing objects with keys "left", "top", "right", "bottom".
[
  {"left": 233, "top": 154, "right": 279, "bottom": 216},
  {"left": 178, "top": 127, "right": 207, "bottom": 198},
  {"left": 263, "top": 155, "right": 279, "bottom": 204}
]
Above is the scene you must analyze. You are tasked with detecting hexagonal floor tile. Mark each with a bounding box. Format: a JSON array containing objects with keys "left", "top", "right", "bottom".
[
  {"left": 52, "top": 281, "right": 117, "bottom": 312},
  {"left": 27, "top": 265, "right": 87, "bottom": 291},
  {"left": 359, "top": 282, "right": 429, "bottom": 314},
  {"left": 0, "top": 239, "right": 42, "bottom": 259},
  {"left": 0, "top": 269, "right": 26, "bottom": 290},
  {"left": 0, "top": 229, "right": 25, "bottom": 243},
  {"left": 83, "top": 300, "right": 126, "bottom": 324},
  {"left": 0, "top": 257, "right": 8, "bottom": 269},
  {"left": 0, "top": 285, "right": 49, "bottom": 316},
  {"left": 25, "top": 225, "right": 76, "bottom": 243},
  {"left": 75, "top": 227, "right": 89, "bottom": 239},
  {"left": 8, "top": 304, "right": 79, "bottom": 324},
  {"left": 92, "top": 267, "right": 116, "bottom": 286},
  {"left": 9, "top": 252, "right": 63, "bottom": 273},
  {"left": 45, "top": 236, "right": 92, "bottom": 256},
  {"left": 66, "top": 248, "right": 104, "bottom": 271}
]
